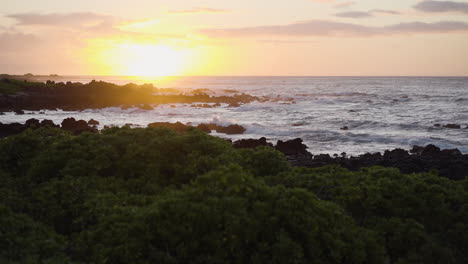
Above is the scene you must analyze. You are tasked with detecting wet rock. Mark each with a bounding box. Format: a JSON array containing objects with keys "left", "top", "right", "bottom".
[
  {"left": 0, "top": 122, "right": 26, "bottom": 137},
  {"left": 443, "top": 124, "right": 461, "bottom": 129},
  {"left": 340, "top": 126, "right": 349, "bottom": 130},
  {"left": 275, "top": 138, "right": 310, "bottom": 156},
  {"left": 434, "top": 124, "right": 441, "bottom": 127},
  {"left": 410, "top": 145, "right": 425, "bottom": 155},
  {"left": 0, "top": 112, "right": 4, "bottom": 115},
  {"left": 228, "top": 102, "right": 241, "bottom": 107},
  {"left": 233, "top": 137, "right": 273, "bottom": 149},
  {"left": 41, "top": 119, "right": 59, "bottom": 128},
  {"left": 61, "top": 117, "right": 98, "bottom": 135},
  {"left": 287, "top": 142, "right": 468, "bottom": 180},
  {"left": 384, "top": 148, "right": 409, "bottom": 159},
  {"left": 196, "top": 124, "right": 212, "bottom": 133},
  {"left": 421, "top": 144, "right": 441, "bottom": 156},
  {"left": 292, "top": 122, "right": 306, "bottom": 127},
  {"left": 88, "top": 119, "right": 100, "bottom": 126},
  {"left": 25, "top": 118, "right": 40, "bottom": 128},
  {"left": 14, "top": 110, "right": 25, "bottom": 115},
  {"left": 440, "top": 148, "right": 462, "bottom": 156},
  {"left": 215, "top": 124, "right": 246, "bottom": 135}
]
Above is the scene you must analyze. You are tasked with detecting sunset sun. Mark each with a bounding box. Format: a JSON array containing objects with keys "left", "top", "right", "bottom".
[
  {"left": 91, "top": 42, "right": 192, "bottom": 77},
  {"left": 122, "top": 44, "right": 185, "bottom": 76}
]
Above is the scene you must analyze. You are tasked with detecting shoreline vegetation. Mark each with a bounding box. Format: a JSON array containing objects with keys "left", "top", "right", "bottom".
[
  {"left": 1, "top": 118, "right": 468, "bottom": 180},
  {"left": 0, "top": 125, "right": 467, "bottom": 263}
]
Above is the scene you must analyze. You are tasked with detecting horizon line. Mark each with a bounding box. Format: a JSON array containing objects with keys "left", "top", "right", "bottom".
[{"left": 3, "top": 74, "right": 468, "bottom": 78}]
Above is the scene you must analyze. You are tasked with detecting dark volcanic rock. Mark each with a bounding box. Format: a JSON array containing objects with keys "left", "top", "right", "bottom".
[
  {"left": 228, "top": 102, "right": 241, "bottom": 107},
  {"left": 88, "top": 119, "right": 100, "bottom": 126},
  {"left": 443, "top": 124, "right": 461, "bottom": 129},
  {"left": 0, "top": 119, "right": 61, "bottom": 138},
  {"left": 340, "top": 126, "right": 349, "bottom": 130},
  {"left": 275, "top": 138, "right": 310, "bottom": 156},
  {"left": 233, "top": 137, "right": 273, "bottom": 149},
  {"left": 421, "top": 144, "right": 440, "bottom": 156},
  {"left": 41, "top": 119, "right": 59, "bottom": 128},
  {"left": 25, "top": 118, "right": 40, "bottom": 128},
  {"left": 196, "top": 124, "right": 212, "bottom": 133},
  {"left": 0, "top": 122, "right": 27, "bottom": 137},
  {"left": 287, "top": 143, "right": 468, "bottom": 180},
  {"left": 215, "top": 124, "right": 246, "bottom": 135},
  {"left": 14, "top": 110, "right": 25, "bottom": 115},
  {"left": 61, "top": 117, "right": 98, "bottom": 135}
]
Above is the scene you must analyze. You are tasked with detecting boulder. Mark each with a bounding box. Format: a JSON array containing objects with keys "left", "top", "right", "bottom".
[
  {"left": 215, "top": 124, "right": 246, "bottom": 135},
  {"left": 233, "top": 137, "right": 273, "bottom": 149},
  {"left": 196, "top": 124, "right": 212, "bottom": 133},
  {"left": 275, "top": 138, "right": 310, "bottom": 156},
  {"left": 41, "top": 119, "right": 59, "bottom": 128},
  {"left": 443, "top": 124, "right": 461, "bottom": 129},
  {"left": 14, "top": 110, "right": 25, "bottom": 115},
  {"left": 340, "top": 126, "right": 349, "bottom": 130},
  {"left": 25, "top": 118, "right": 40, "bottom": 128},
  {"left": 0, "top": 122, "right": 27, "bottom": 137},
  {"left": 421, "top": 144, "right": 441, "bottom": 156},
  {"left": 61, "top": 117, "right": 97, "bottom": 135},
  {"left": 88, "top": 119, "right": 100, "bottom": 126},
  {"left": 410, "top": 145, "right": 425, "bottom": 155},
  {"left": 383, "top": 148, "right": 409, "bottom": 159}
]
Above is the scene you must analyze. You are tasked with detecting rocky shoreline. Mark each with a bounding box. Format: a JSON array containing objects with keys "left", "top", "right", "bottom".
[
  {"left": 1, "top": 118, "right": 467, "bottom": 180},
  {"left": 0, "top": 78, "right": 273, "bottom": 112}
]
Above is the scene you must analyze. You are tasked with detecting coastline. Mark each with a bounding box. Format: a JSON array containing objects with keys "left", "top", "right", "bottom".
[{"left": 2, "top": 118, "right": 467, "bottom": 180}]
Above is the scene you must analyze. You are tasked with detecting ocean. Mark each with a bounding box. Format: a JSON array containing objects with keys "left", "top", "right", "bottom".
[{"left": 1, "top": 76, "right": 467, "bottom": 155}]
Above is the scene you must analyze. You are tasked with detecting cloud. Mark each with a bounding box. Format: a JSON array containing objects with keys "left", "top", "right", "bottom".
[
  {"left": 414, "top": 1, "right": 468, "bottom": 14},
  {"left": 335, "top": 11, "right": 373, "bottom": 18},
  {"left": 201, "top": 19, "right": 468, "bottom": 37},
  {"left": 334, "top": 9, "right": 400, "bottom": 18},
  {"left": 6, "top": 12, "right": 116, "bottom": 27},
  {"left": 371, "top": 9, "right": 401, "bottom": 15},
  {"left": 168, "top": 7, "right": 229, "bottom": 14}
]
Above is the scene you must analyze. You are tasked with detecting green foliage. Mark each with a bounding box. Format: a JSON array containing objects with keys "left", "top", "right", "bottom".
[
  {"left": 0, "top": 127, "right": 466, "bottom": 263},
  {"left": 266, "top": 166, "right": 468, "bottom": 263}
]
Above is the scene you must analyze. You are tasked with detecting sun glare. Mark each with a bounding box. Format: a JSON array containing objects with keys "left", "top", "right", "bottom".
[{"left": 121, "top": 44, "right": 185, "bottom": 77}]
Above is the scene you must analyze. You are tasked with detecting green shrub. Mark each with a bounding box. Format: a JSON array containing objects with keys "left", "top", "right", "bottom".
[{"left": 0, "top": 127, "right": 466, "bottom": 263}]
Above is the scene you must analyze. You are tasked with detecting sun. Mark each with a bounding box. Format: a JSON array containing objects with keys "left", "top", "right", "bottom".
[
  {"left": 121, "top": 44, "right": 185, "bottom": 77},
  {"left": 90, "top": 42, "right": 190, "bottom": 77}
]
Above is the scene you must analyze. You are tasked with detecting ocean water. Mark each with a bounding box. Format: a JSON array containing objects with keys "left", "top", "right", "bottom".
[{"left": 2, "top": 76, "right": 468, "bottom": 155}]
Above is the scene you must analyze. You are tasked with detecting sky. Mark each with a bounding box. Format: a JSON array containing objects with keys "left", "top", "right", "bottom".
[{"left": 1, "top": 0, "right": 468, "bottom": 76}]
